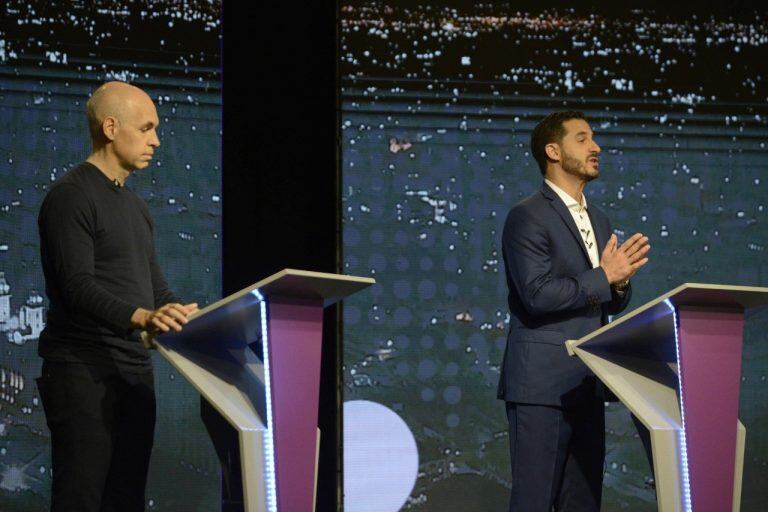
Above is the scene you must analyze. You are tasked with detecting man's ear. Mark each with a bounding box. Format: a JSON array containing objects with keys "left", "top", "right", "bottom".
[
  {"left": 101, "top": 116, "right": 119, "bottom": 141},
  {"left": 544, "top": 142, "right": 560, "bottom": 163}
]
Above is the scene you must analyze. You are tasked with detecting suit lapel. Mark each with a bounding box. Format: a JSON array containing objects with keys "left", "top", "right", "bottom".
[{"left": 541, "top": 183, "right": 592, "bottom": 266}]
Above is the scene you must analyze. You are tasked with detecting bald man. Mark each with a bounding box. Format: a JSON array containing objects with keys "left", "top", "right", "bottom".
[{"left": 37, "top": 81, "right": 197, "bottom": 512}]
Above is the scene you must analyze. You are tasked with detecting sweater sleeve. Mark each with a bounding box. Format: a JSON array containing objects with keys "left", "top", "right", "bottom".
[{"left": 38, "top": 183, "right": 138, "bottom": 333}]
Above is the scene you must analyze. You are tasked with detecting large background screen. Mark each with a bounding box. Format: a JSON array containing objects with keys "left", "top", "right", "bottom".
[
  {"left": 0, "top": 2, "right": 222, "bottom": 510},
  {"left": 341, "top": 4, "right": 768, "bottom": 511}
]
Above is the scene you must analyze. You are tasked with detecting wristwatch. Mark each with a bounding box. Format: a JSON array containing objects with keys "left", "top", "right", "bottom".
[{"left": 613, "top": 279, "right": 630, "bottom": 292}]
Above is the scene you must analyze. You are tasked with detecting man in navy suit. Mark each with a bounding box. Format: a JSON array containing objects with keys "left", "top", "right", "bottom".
[{"left": 498, "top": 111, "right": 650, "bottom": 511}]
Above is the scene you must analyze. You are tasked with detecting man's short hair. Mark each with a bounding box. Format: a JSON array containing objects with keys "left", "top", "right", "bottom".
[{"left": 530, "top": 110, "right": 587, "bottom": 175}]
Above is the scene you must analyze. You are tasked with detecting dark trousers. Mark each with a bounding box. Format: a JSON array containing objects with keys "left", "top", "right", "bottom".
[
  {"left": 37, "top": 361, "right": 156, "bottom": 512},
  {"left": 506, "top": 399, "right": 605, "bottom": 512}
]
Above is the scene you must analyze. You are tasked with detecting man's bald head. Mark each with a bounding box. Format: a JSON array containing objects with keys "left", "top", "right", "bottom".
[
  {"left": 85, "top": 81, "right": 161, "bottom": 174},
  {"left": 86, "top": 81, "right": 155, "bottom": 144}
]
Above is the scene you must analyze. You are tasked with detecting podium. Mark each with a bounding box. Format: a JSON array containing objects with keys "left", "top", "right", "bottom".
[
  {"left": 154, "top": 269, "right": 374, "bottom": 512},
  {"left": 566, "top": 283, "right": 768, "bottom": 512}
]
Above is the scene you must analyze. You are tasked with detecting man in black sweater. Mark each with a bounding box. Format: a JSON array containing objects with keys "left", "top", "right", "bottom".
[{"left": 37, "top": 81, "right": 198, "bottom": 512}]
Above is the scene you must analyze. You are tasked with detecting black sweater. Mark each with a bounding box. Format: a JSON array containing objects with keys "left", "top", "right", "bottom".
[{"left": 38, "top": 162, "right": 181, "bottom": 370}]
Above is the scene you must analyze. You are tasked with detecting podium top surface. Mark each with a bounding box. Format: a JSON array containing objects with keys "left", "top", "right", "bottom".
[
  {"left": 155, "top": 269, "right": 373, "bottom": 349},
  {"left": 663, "top": 282, "right": 768, "bottom": 309},
  {"left": 191, "top": 268, "right": 375, "bottom": 320},
  {"left": 567, "top": 282, "right": 768, "bottom": 355}
]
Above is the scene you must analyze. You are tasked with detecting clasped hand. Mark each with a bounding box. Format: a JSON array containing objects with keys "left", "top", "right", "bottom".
[{"left": 600, "top": 233, "right": 650, "bottom": 285}]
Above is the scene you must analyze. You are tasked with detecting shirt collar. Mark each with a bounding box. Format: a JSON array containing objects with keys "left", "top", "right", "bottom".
[{"left": 545, "top": 179, "right": 587, "bottom": 211}]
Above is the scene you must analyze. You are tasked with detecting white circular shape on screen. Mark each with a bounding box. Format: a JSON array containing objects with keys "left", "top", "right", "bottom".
[{"left": 343, "top": 400, "right": 419, "bottom": 512}]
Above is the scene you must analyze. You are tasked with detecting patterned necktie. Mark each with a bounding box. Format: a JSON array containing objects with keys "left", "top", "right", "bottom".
[{"left": 578, "top": 211, "right": 594, "bottom": 250}]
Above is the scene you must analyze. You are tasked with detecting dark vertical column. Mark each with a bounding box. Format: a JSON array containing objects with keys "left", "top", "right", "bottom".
[{"left": 222, "top": 1, "right": 340, "bottom": 510}]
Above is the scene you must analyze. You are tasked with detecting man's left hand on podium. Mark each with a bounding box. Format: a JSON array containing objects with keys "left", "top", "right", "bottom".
[{"left": 136, "top": 302, "right": 199, "bottom": 349}]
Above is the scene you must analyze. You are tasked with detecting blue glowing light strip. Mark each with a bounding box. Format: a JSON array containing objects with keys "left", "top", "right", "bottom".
[
  {"left": 664, "top": 299, "right": 693, "bottom": 512},
  {"left": 253, "top": 289, "right": 277, "bottom": 512}
]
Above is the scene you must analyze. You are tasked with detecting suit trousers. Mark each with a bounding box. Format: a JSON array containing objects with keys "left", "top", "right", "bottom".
[
  {"left": 37, "top": 360, "right": 156, "bottom": 512},
  {"left": 506, "top": 398, "right": 605, "bottom": 512}
]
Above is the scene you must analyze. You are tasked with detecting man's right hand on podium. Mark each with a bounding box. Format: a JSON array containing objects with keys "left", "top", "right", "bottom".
[
  {"left": 132, "top": 303, "right": 198, "bottom": 349},
  {"left": 131, "top": 302, "right": 198, "bottom": 334}
]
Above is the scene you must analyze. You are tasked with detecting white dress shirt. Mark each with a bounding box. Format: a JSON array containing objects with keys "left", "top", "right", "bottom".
[{"left": 545, "top": 179, "right": 600, "bottom": 269}]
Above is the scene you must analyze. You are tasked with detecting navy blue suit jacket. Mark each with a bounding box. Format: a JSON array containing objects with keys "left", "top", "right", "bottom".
[{"left": 497, "top": 182, "right": 631, "bottom": 407}]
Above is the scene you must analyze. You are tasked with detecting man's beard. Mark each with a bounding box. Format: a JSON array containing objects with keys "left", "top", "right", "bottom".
[{"left": 562, "top": 151, "right": 598, "bottom": 182}]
